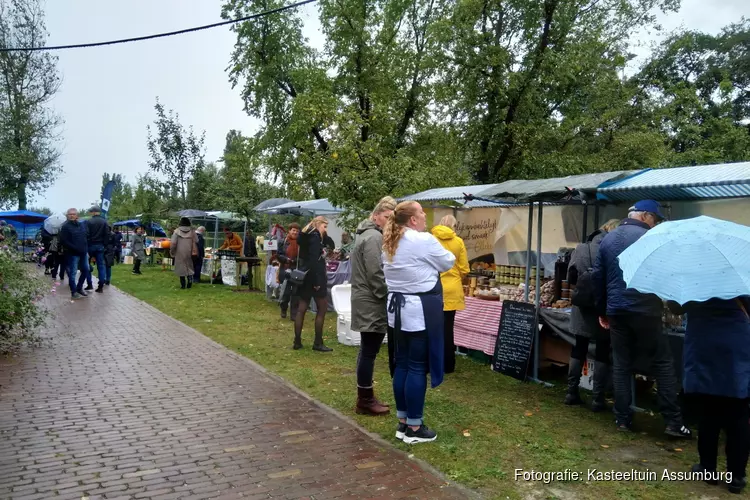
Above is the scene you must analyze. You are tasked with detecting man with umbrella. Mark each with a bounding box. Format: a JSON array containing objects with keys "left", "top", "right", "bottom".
[
  {"left": 618, "top": 215, "right": 750, "bottom": 493},
  {"left": 592, "top": 200, "right": 691, "bottom": 439}
]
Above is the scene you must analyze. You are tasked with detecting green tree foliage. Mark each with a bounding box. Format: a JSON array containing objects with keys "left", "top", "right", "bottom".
[
  {"left": 0, "top": 0, "right": 63, "bottom": 210},
  {"left": 186, "top": 162, "right": 223, "bottom": 211},
  {"left": 146, "top": 98, "right": 206, "bottom": 207},
  {"left": 218, "top": 130, "right": 282, "bottom": 220},
  {"left": 222, "top": 0, "right": 469, "bottom": 213},
  {"left": 636, "top": 20, "right": 750, "bottom": 166},
  {"left": 26, "top": 206, "right": 51, "bottom": 215}
]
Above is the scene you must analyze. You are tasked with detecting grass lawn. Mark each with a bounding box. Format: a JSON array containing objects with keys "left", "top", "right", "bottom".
[{"left": 110, "top": 264, "right": 739, "bottom": 500}]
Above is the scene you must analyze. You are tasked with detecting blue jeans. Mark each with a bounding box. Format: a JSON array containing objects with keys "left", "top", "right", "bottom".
[
  {"left": 392, "top": 329, "right": 428, "bottom": 426},
  {"left": 105, "top": 265, "right": 112, "bottom": 283},
  {"left": 89, "top": 244, "right": 107, "bottom": 284},
  {"left": 66, "top": 254, "right": 90, "bottom": 295}
]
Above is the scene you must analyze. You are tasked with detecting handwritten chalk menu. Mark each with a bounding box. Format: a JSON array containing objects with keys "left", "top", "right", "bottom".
[{"left": 492, "top": 300, "right": 537, "bottom": 381}]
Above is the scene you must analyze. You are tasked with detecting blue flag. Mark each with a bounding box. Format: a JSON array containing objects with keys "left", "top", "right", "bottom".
[{"left": 100, "top": 180, "right": 115, "bottom": 219}]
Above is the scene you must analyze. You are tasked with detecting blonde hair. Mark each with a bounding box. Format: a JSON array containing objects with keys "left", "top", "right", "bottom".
[
  {"left": 382, "top": 201, "right": 421, "bottom": 261},
  {"left": 371, "top": 196, "right": 397, "bottom": 217},
  {"left": 600, "top": 219, "right": 621, "bottom": 233},
  {"left": 439, "top": 214, "right": 457, "bottom": 230},
  {"left": 302, "top": 216, "right": 328, "bottom": 235}
]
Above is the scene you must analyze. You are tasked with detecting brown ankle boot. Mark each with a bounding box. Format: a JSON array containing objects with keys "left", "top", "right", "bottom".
[{"left": 355, "top": 387, "right": 390, "bottom": 416}]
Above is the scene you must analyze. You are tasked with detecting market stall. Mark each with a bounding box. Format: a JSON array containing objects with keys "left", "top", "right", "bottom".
[{"left": 257, "top": 198, "right": 350, "bottom": 310}]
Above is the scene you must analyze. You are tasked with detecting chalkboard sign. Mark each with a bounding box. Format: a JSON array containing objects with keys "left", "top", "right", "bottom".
[{"left": 492, "top": 300, "right": 537, "bottom": 381}]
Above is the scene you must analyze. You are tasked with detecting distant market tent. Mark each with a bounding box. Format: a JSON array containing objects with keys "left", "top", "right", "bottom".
[{"left": 112, "top": 219, "right": 167, "bottom": 237}]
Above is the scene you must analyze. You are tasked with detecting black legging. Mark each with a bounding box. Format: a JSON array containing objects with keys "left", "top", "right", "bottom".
[
  {"left": 444, "top": 311, "right": 457, "bottom": 373},
  {"left": 570, "top": 331, "right": 611, "bottom": 363}
]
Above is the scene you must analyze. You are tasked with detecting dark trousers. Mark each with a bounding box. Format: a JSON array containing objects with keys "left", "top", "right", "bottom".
[
  {"left": 356, "top": 332, "right": 386, "bottom": 388},
  {"left": 444, "top": 311, "right": 457, "bottom": 373},
  {"left": 192, "top": 257, "right": 203, "bottom": 282},
  {"left": 133, "top": 258, "right": 142, "bottom": 273},
  {"left": 692, "top": 394, "right": 750, "bottom": 478},
  {"left": 392, "top": 329, "right": 428, "bottom": 426},
  {"left": 66, "top": 254, "right": 89, "bottom": 295},
  {"left": 114, "top": 250, "right": 122, "bottom": 264},
  {"left": 609, "top": 314, "right": 682, "bottom": 427},
  {"left": 89, "top": 244, "right": 106, "bottom": 285},
  {"left": 280, "top": 275, "right": 298, "bottom": 317},
  {"left": 570, "top": 331, "right": 611, "bottom": 363}
]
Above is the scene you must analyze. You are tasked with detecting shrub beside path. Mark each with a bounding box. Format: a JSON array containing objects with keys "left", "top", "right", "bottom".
[{"left": 0, "top": 285, "right": 470, "bottom": 500}]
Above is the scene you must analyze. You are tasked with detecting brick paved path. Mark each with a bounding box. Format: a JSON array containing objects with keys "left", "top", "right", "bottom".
[{"left": 0, "top": 285, "right": 471, "bottom": 500}]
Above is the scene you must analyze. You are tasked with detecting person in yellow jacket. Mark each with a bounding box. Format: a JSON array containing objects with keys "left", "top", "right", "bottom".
[{"left": 430, "top": 215, "right": 470, "bottom": 373}]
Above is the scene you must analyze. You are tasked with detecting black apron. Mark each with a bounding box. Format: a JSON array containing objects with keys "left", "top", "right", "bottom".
[{"left": 387, "top": 278, "right": 445, "bottom": 388}]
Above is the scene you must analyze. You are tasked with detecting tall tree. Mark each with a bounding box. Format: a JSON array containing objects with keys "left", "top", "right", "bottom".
[
  {"left": 222, "top": 0, "right": 468, "bottom": 214},
  {"left": 0, "top": 0, "right": 63, "bottom": 209},
  {"left": 219, "top": 130, "right": 282, "bottom": 220},
  {"left": 146, "top": 98, "right": 206, "bottom": 207},
  {"left": 439, "top": 0, "right": 680, "bottom": 182},
  {"left": 636, "top": 20, "right": 750, "bottom": 166}
]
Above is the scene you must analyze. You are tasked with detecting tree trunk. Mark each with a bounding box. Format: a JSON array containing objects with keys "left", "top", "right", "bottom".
[{"left": 17, "top": 178, "right": 27, "bottom": 210}]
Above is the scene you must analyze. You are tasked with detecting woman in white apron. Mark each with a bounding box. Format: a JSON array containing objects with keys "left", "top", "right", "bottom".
[{"left": 383, "top": 201, "right": 455, "bottom": 444}]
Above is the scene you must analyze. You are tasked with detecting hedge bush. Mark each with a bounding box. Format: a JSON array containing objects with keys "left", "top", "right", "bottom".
[{"left": 0, "top": 245, "right": 47, "bottom": 353}]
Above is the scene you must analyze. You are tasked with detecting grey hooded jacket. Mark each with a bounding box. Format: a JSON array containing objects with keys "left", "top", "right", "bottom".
[{"left": 350, "top": 219, "right": 388, "bottom": 334}]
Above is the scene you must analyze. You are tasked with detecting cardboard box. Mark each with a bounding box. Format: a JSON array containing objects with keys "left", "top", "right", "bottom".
[{"left": 123, "top": 256, "right": 133, "bottom": 264}]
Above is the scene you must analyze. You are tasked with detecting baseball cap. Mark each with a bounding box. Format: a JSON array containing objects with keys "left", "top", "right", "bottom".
[
  {"left": 88, "top": 205, "right": 102, "bottom": 213},
  {"left": 630, "top": 200, "right": 666, "bottom": 220}
]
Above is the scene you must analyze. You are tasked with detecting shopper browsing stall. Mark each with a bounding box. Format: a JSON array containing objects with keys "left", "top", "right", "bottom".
[
  {"left": 277, "top": 223, "right": 300, "bottom": 320},
  {"left": 564, "top": 219, "right": 619, "bottom": 410},
  {"left": 430, "top": 215, "right": 470, "bottom": 374},
  {"left": 383, "top": 201, "right": 455, "bottom": 444},
  {"left": 171, "top": 217, "right": 198, "bottom": 289},
  {"left": 351, "top": 196, "right": 396, "bottom": 416},
  {"left": 292, "top": 217, "right": 332, "bottom": 352}
]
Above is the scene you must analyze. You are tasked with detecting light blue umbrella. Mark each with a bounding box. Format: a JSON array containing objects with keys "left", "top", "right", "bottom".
[{"left": 618, "top": 215, "right": 750, "bottom": 305}]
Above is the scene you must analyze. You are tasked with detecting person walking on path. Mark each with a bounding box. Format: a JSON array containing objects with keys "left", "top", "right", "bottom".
[
  {"left": 564, "top": 219, "right": 620, "bottom": 410},
  {"left": 430, "top": 215, "right": 470, "bottom": 374},
  {"left": 59, "top": 208, "right": 90, "bottom": 300},
  {"left": 277, "top": 223, "right": 300, "bottom": 320},
  {"left": 170, "top": 217, "right": 198, "bottom": 289},
  {"left": 293, "top": 216, "right": 332, "bottom": 352},
  {"left": 593, "top": 200, "right": 691, "bottom": 438},
  {"left": 383, "top": 201, "right": 455, "bottom": 444},
  {"left": 86, "top": 206, "right": 111, "bottom": 293},
  {"left": 131, "top": 227, "right": 146, "bottom": 275},
  {"left": 193, "top": 226, "right": 206, "bottom": 283},
  {"left": 351, "top": 196, "right": 396, "bottom": 416},
  {"left": 668, "top": 297, "right": 750, "bottom": 494}
]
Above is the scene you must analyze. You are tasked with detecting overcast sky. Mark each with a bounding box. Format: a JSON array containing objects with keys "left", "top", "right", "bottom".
[{"left": 34, "top": 0, "right": 747, "bottom": 214}]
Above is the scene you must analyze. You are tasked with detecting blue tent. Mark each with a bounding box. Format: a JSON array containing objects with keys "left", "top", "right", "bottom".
[
  {"left": 0, "top": 210, "right": 49, "bottom": 240},
  {"left": 112, "top": 219, "right": 167, "bottom": 237}
]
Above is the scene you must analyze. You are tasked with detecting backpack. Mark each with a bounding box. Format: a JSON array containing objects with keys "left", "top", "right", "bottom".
[{"left": 570, "top": 242, "right": 596, "bottom": 308}]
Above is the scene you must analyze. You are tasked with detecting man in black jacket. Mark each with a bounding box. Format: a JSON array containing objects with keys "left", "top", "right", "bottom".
[
  {"left": 593, "top": 200, "right": 690, "bottom": 438},
  {"left": 59, "top": 208, "right": 90, "bottom": 299},
  {"left": 86, "top": 206, "right": 111, "bottom": 293}
]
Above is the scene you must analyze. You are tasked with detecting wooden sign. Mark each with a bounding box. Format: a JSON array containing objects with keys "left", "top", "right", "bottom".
[{"left": 492, "top": 300, "right": 537, "bottom": 381}]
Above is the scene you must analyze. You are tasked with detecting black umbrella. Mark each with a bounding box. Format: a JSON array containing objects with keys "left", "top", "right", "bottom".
[{"left": 253, "top": 198, "right": 295, "bottom": 211}]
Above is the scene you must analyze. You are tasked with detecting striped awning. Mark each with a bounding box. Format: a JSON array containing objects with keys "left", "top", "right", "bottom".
[{"left": 597, "top": 162, "right": 750, "bottom": 201}]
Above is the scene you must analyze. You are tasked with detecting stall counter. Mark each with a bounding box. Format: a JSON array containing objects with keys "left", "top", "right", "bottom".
[{"left": 454, "top": 296, "right": 503, "bottom": 356}]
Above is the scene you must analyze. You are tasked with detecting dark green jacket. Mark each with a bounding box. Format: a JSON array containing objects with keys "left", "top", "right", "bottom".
[{"left": 350, "top": 219, "right": 387, "bottom": 334}]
